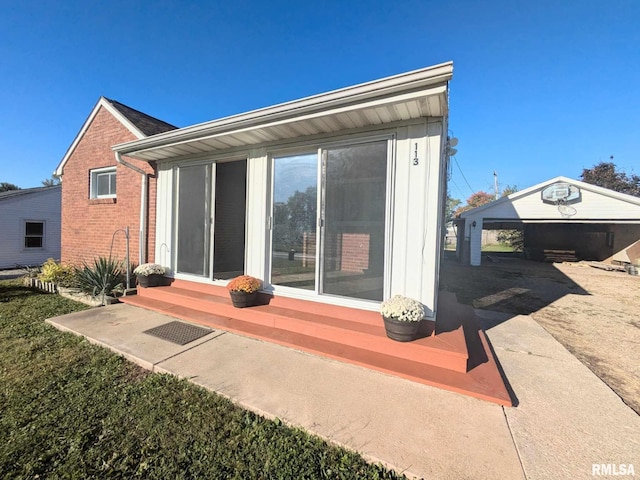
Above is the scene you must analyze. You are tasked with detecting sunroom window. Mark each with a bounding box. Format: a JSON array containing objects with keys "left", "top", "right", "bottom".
[{"left": 90, "top": 167, "right": 116, "bottom": 198}]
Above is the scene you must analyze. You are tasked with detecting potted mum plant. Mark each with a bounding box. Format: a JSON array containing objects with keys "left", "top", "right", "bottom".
[
  {"left": 227, "top": 275, "right": 262, "bottom": 308},
  {"left": 380, "top": 295, "right": 425, "bottom": 342},
  {"left": 133, "top": 263, "right": 167, "bottom": 288}
]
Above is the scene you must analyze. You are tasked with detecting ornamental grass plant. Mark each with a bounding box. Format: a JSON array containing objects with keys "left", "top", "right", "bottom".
[{"left": 74, "top": 256, "right": 125, "bottom": 305}]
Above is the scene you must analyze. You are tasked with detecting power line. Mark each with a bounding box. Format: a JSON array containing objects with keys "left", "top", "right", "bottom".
[
  {"left": 453, "top": 156, "right": 475, "bottom": 195},
  {"left": 449, "top": 177, "right": 465, "bottom": 199}
]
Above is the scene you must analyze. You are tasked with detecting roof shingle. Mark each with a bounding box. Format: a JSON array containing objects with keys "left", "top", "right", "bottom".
[{"left": 105, "top": 98, "right": 178, "bottom": 136}]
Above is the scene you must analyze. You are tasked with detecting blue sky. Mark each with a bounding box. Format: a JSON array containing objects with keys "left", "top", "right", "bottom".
[{"left": 1, "top": 0, "right": 638, "bottom": 202}]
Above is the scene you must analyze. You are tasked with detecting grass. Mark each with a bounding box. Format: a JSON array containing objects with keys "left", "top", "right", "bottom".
[
  {"left": 481, "top": 243, "right": 516, "bottom": 253},
  {"left": 0, "top": 280, "right": 404, "bottom": 479},
  {"left": 271, "top": 256, "right": 315, "bottom": 276}
]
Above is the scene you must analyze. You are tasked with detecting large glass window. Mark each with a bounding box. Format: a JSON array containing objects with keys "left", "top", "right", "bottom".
[
  {"left": 269, "top": 140, "right": 388, "bottom": 301},
  {"left": 176, "top": 164, "right": 210, "bottom": 276},
  {"left": 271, "top": 153, "right": 317, "bottom": 290},
  {"left": 322, "top": 142, "right": 387, "bottom": 301}
]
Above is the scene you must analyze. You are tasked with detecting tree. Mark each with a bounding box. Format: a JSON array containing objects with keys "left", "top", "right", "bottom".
[
  {"left": 0, "top": 182, "right": 20, "bottom": 192},
  {"left": 42, "top": 176, "right": 61, "bottom": 186},
  {"left": 445, "top": 196, "right": 461, "bottom": 223},
  {"left": 496, "top": 185, "right": 524, "bottom": 251},
  {"left": 501, "top": 184, "right": 518, "bottom": 197},
  {"left": 273, "top": 186, "right": 317, "bottom": 251},
  {"left": 581, "top": 162, "right": 640, "bottom": 197},
  {"left": 453, "top": 191, "right": 494, "bottom": 217}
]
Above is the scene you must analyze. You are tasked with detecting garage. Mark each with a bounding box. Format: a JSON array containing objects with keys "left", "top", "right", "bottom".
[{"left": 454, "top": 176, "right": 640, "bottom": 266}]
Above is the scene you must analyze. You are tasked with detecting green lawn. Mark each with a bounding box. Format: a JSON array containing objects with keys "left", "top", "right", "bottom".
[
  {"left": 481, "top": 243, "right": 516, "bottom": 253},
  {"left": 0, "top": 280, "right": 404, "bottom": 479}
]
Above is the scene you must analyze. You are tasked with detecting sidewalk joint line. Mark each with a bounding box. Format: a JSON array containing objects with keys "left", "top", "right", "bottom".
[{"left": 503, "top": 406, "right": 528, "bottom": 479}]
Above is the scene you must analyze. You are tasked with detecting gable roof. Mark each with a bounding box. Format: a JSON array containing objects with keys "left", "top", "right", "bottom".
[
  {"left": 0, "top": 185, "right": 61, "bottom": 202},
  {"left": 54, "top": 97, "right": 177, "bottom": 176},
  {"left": 458, "top": 175, "right": 640, "bottom": 219},
  {"left": 105, "top": 98, "right": 178, "bottom": 136}
]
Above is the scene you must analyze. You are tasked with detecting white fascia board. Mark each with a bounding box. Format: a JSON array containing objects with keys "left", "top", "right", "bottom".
[
  {"left": 54, "top": 97, "right": 147, "bottom": 176},
  {"left": 459, "top": 175, "right": 640, "bottom": 219},
  {"left": 553, "top": 176, "right": 640, "bottom": 206},
  {"left": 119, "top": 85, "right": 447, "bottom": 159},
  {"left": 506, "top": 175, "right": 640, "bottom": 206},
  {"left": 458, "top": 176, "right": 567, "bottom": 219},
  {"left": 113, "top": 62, "right": 453, "bottom": 156}
]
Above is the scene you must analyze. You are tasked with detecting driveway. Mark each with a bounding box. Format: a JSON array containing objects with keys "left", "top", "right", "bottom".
[{"left": 441, "top": 256, "right": 640, "bottom": 414}]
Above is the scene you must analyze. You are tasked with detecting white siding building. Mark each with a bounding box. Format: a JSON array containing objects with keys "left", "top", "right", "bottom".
[
  {"left": 456, "top": 176, "right": 640, "bottom": 266},
  {"left": 0, "top": 186, "right": 61, "bottom": 269}
]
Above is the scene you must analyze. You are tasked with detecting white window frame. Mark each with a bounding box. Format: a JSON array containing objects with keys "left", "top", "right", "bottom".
[
  {"left": 24, "top": 220, "right": 45, "bottom": 249},
  {"left": 90, "top": 166, "right": 117, "bottom": 199},
  {"left": 265, "top": 133, "right": 395, "bottom": 306}
]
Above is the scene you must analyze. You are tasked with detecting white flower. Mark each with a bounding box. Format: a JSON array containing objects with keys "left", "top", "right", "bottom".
[
  {"left": 133, "top": 263, "right": 166, "bottom": 276},
  {"left": 380, "top": 295, "right": 425, "bottom": 322}
]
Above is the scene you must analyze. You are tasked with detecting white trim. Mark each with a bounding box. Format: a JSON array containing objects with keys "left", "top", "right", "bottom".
[
  {"left": 144, "top": 118, "right": 430, "bottom": 166},
  {"left": 265, "top": 134, "right": 394, "bottom": 303},
  {"left": 23, "top": 219, "right": 45, "bottom": 250},
  {"left": 54, "top": 97, "right": 147, "bottom": 177},
  {"left": 459, "top": 175, "right": 640, "bottom": 218},
  {"left": 113, "top": 62, "right": 453, "bottom": 158}
]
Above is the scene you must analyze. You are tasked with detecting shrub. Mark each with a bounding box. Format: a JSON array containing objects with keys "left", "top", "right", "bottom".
[
  {"left": 38, "top": 259, "right": 75, "bottom": 287},
  {"left": 74, "top": 257, "right": 125, "bottom": 304}
]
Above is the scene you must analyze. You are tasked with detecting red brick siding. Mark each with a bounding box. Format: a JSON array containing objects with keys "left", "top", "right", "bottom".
[
  {"left": 339, "top": 233, "right": 370, "bottom": 272},
  {"left": 302, "top": 232, "right": 370, "bottom": 273},
  {"left": 60, "top": 106, "right": 156, "bottom": 267}
]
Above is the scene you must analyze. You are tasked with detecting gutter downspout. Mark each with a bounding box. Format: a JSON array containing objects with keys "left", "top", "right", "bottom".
[{"left": 115, "top": 152, "right": 147, "bottom": 266}]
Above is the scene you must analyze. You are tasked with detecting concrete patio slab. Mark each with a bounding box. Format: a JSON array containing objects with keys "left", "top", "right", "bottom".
[
  {"left": 158, "top": 331, "right": 524, "bottom": 480},
  {"left": 46, "top": 303, "right": 639, "bottom": 479},
  {"left": 48, "top": 303, "right": 524, "bottom": 479},
  {"left": 47, "top": 304, "right": 224, "bottom": 370}
]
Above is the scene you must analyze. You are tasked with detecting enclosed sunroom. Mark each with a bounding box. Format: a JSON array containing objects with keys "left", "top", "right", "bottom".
[{"left": 114, "top": 62, "right": 453, "bottom": 320}]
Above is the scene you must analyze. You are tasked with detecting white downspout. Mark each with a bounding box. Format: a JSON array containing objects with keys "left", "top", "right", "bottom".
[{"left": 115, "top": 152, "right": 147, "bottom": 265}]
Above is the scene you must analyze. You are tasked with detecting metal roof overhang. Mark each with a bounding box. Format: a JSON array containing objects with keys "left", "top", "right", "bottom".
[{"left": 113, "top": 62, "right": 452, "bottom": 162}]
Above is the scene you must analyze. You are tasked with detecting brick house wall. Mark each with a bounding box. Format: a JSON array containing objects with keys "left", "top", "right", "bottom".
[
  {"left": 60, "top": 106, "right": 156, "bottom": 267},
  {"left": 303, "top": 232, "right": 372, "bottom": 273}
]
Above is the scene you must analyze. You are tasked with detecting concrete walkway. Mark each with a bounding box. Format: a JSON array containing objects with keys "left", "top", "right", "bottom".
[{"left": 47, "top": 304, "right": 639, "bottom": 479}]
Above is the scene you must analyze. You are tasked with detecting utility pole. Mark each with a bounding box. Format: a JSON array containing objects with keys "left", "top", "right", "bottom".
[{"left": 493, "top": 171, "right": 499, "bottom": 199}]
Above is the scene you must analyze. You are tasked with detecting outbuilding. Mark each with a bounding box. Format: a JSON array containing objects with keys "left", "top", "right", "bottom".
[
  {"left": 456, "top": 176, "right": 640, "bottom": 266},
  {"left": 0, "top": 186, "right": 61, "bottom": 269}
]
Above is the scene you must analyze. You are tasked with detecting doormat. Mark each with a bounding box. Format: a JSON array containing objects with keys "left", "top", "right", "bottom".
[{"left": 143, "top": 321, "right": 213, "bottom": 345}]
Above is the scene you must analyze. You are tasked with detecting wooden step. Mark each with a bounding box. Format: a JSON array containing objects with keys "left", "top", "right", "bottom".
[
  {"left": 121, "top": 293, "right": 511, "bottom": 406},
  {"left": 121, "top": 280, "right": 512, "bottom": 406},
  {"left": 127, "top": 285, "right": 468, "bottom": 373}
]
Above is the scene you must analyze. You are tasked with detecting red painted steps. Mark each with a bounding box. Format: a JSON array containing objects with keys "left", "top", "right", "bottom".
[{"left": 121, "top": 280, "right": 512, "bottom": 406}]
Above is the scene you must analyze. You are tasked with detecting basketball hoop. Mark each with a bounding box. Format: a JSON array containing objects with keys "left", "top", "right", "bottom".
[{"left": 555, "top": 198, "right": 577, "bottom": 219}]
